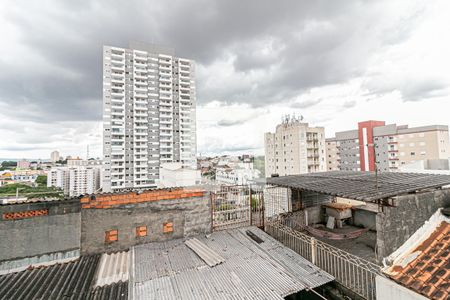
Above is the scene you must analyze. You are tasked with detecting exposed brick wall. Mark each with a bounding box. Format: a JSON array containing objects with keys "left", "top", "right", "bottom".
[
  {"left": 80, "top": 188, "right": 205, "bottom": 209},
  {"left": 3, "top": 209, "right": 49, "bottom": 220}
]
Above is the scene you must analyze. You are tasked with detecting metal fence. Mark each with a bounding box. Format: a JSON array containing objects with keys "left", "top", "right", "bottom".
[
  {"left": 211, "top": 185, "right": 264, "bottom": 231},
  {"left": 265, "top": 220, "right": 382, "bottom": 300}
]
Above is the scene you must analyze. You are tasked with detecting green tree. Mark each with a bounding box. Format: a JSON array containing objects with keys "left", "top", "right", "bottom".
[{"left": 35, "top": 175, "right": 47, "bottom": 186}]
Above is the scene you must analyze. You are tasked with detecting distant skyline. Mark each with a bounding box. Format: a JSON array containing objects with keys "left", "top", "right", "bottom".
[{"left": 1, "top": 0, "right": 450, "bottom": 159}]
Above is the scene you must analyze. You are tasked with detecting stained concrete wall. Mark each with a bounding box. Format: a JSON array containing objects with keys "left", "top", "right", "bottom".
[
  {"left": 376, "top": 189, "right": 450, "bottom": 260},
  {"left": 0, "top": 200, "right": 81, "bottom": 263},
  {"left": 353, "top": 209, "right": 376, "bottom": 230},
  {"left": 81, "top": 195, "right": 211, "bottom": 254}
]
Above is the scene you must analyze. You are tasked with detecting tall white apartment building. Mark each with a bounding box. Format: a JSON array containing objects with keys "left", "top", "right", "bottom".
[
  {"left": 47, "top": 165, "right": 101, "bottom": 197},
  {"left": 50, "top": 150, "right": 60, "bottom": 163},
  {"left": 264, "top": 117, "right": 326, "bottom": 177},
  {"left": 102, "top": 42, "right": 197, "bottom": 192}
]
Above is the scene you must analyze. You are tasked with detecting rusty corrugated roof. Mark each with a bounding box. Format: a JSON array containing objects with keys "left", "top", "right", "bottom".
[{"left": 387, "top": 221, "right": 450, "bottom": 300}]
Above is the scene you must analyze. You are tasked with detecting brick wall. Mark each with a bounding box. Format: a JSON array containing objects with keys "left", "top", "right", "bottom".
[
  {"left": 80, "top": 188, "right": 205, "bottom": 209},
  {"left": 376, "top": 189, "right": 450, "bottom": 261},
  {"left": 80, "top": 188, "right": 211, "bottom": 254}
]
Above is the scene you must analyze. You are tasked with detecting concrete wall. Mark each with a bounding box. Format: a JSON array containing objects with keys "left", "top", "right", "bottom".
[
  {"left": 353, "top": 208, "right": 377, "bottom": 230},
  {"left": 81, "top": 194, "right": 211, "bottom": 254},
  {"left": 376, "top": 189, "right": 450, "bottom": 260},
  {"left": 0, "top": 199, "right": 81, "bottom": 263},
  {"left": 376, "top": 276, "right": 427, "bottom": 300}
]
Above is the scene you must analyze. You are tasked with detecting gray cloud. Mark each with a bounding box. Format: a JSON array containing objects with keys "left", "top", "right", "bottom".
[{"left": 0, "top": 0, "right": 446, "bottom": 157}]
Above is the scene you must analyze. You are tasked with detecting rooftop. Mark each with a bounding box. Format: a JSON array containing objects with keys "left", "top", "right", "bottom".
[
  {"left": 0, "top": 255, "right": 127, "bottom": 300},
  {"left": 131, "top": 226, "right": 334, "bottom": 299},
  {"left": 267, "top": 171, "right": 450, "bottom": 202},
  {"left": 384, "top": 209, "right": 450, "bottom": 300}
]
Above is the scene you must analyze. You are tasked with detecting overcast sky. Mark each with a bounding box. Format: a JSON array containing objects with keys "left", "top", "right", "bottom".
[{"left": 0, "top": 0, "right": 449, "bottom": 159}]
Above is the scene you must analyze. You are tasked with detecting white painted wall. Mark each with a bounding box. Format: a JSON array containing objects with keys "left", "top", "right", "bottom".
[{"left": 376, "top": 276, "right": 427, "bottom": 300}]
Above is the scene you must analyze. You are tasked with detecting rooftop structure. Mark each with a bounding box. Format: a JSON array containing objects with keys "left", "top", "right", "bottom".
[
  {"left": 267, "top": 171, "right": 450, "bottom": 202},
  {"left": 379, "top": 209, "right": 450, "bottom": 300},
  {"left": 0, "top": 226, "right": 334, "bottom": 300},
  {"left": 130, "top": 226, "right": 334, "bottom": 299},
  {"left": 0, "top": 254, "right": 127, "bottom": 300}
]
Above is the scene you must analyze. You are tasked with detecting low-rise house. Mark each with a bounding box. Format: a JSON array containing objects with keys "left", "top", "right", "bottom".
[
  {"left": 158, "top": 162, "right": 201, "bottom": 188},
  {"left": 216, "top": 161, "right": 261, "bottom": 185},
  {"left": 377, "top": 208, "right": 449, "bottom": 300}
]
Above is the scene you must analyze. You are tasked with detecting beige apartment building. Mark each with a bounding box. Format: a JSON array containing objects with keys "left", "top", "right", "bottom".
[
  {"left": 265, "top": 118, "right": 326, "bottom": 177},
  {"left": 326, "top": 121, "right": 450, "bottom": 172},
  {"left": 325, "top": 138, "right": 340, "bottom": 171},
  {"left": 376, "top": 125, "right": 450, "bottom": 170}
]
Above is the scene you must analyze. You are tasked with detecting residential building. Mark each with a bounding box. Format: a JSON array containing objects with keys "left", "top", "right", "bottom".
[
  {"left": 50, "top": 151, "right": 60, "bottom": 163},
  {"left": 47, "top": 165, "right": 101, "bottom": 197},
  {"left": 264, "top": 117, "right": 326, "bottom": 176},
  {"left": 158, "top": 162, "right": 201, "bottom": 188},
  {"left": 16, "top": 160, "right": 30, "bottom": 170},
  {"left": 325, "top": 138, "right": 340, "bottom": 171},
  {"left": 326, "top": 121, "right": 450, "bottom": 172},
  {"left": 11, "top": 170, "right": 43, "bottom": 183},
  {"left": 215, "top": 161, "right": 261, "bottom": 185},
  {"left": 102, "top": 42, "right": 197, "bottom": 192}
]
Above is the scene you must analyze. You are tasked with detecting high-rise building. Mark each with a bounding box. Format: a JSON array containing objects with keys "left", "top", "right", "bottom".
[
  {"left": 47, "top": 165, "right": 101, "bottom": 197},
  {"left": 326, "top": 121, "right": 450, "bottom": 172},
  {"left": 50, "top": 151, "right": 60, "bottom": 163},
  {"left": 264, "top": 117, "right": 326, "bottom": 177},
  {"left": 102, "top": 43, "right": 197, "bottom": 192}
]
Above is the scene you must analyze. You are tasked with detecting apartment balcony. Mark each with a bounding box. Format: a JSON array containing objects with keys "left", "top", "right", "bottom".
[
  {"left": 111, "top": 77, "right": 125, "bottom": 84},
  {"left": 135, "top": 156, "right": 148, "bottom": 162},
  {"left": 179, "top": 74, "right": 190, "bottom": 80},
  {"left": 134, "top": 131, "right": 148, "bottom": 136},
  {"left": 110, "top": 52, "right": 124, "bottom": 60},
  {"left": 179, "top": 68, "right": 190, "bottom": 75},
  {"left": 160, "top": 76, "right": 172, "bottom": 83},
  {"left": 111, "top": 64, "right": 125, "bottom": 72}
]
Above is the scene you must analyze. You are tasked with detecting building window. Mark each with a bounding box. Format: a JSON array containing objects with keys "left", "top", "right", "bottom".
[
  {"left": 136, "top": 226, "right": 147, "bottom": 237},
  {"left": 411, "top": 152, "right": 415, "bottom": 156},
  {"left": 105, "top": 230, "right": 118, "bottom": 243},
  {"left": 163, "top": 222, "right": 173, "bottom": 233}
]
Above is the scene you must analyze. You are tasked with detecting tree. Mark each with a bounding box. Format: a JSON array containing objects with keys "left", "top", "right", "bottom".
[
  {"left": 35, "top": 175, "right": 47, "bottom": 186},
  {"left": 0, "top": 161, "right": 17, "bottom": 170}
]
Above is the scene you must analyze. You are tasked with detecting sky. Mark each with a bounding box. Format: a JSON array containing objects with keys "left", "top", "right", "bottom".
[{"left": 0, "top": 0, "right": 449, "bottom": 159}]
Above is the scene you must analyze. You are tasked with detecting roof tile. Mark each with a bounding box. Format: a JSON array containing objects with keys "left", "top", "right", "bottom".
[{"left": 387, "top": 221, "right": 450, "bottom": 300}]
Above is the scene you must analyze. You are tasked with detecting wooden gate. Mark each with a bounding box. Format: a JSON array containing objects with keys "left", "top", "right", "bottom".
[{"left": 211, "top": 185, "right": 264, "bottom": 231}]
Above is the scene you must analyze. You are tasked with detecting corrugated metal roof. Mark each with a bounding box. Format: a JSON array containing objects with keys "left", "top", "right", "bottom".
[
  {"left": 130, "top": 227, "right": 334, "bottom": 300},
  {"left": 94, "top": 251, "right": 129, "bottom": 287},
  {"left": 0, "top": 254, "right": 129, "bottom": 300},
  {"left": 185, "top": 238, "right": 225, "bottom": 267},
  {"left": 267, "top": 171, "right": 450, "bottom": 202}
]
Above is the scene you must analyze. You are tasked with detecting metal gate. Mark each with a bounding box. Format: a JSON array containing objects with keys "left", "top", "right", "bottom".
[{"left": 211, "top": 185, "right": 264, "bottom": 231}]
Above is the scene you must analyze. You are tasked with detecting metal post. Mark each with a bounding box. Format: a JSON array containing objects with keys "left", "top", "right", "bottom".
[
  {"left": 311, "top": 237, "right": 317, "bottom": 265},
  {"left": 249, "top": 186, "right": 252, "bottom": 226}
]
